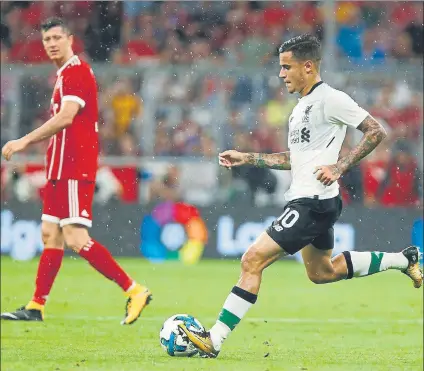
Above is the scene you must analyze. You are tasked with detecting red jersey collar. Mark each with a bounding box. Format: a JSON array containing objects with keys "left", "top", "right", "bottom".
[{"left": 56, "top": 55, "right": 78, "bottom": 76}]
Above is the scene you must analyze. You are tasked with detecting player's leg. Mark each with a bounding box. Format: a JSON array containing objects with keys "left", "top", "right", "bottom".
[
  {"left": 60, "top": 179, "right": 151, "bottom": 325},
  {"left": 29, "top": 221, "right": 65, "bottom": 307},
  {"left": 336, "top": 247, "right": 422, "bottom": 287},
  {"left": 0, "top": 221, "right": 64, "bottom": 321},
  {"left": 237, "top": 231, "right": 285, "bottom": 294},
  {"left": 179, "top": 231, "right": 287, "bottom": 357},
  {"left": 301, "top": 244, "right": 340, "bottom": 284},
  {"left": 302, "top": 231, "right": 422, "bottom": 288},
  {"left": 179, "top": 199, "right": 318, "bottom": 357},
  {"left": 1, "top": 181, "right": 65, "bottom": 321},
  {"left": 62, "top": 224, "right": 152, "bottom": 324},
  {"left": 62, "top": 224, "right": 139, "bottom": 291},
  {"left": 298, "top": 195, "right": 422, "bottom": 287}
]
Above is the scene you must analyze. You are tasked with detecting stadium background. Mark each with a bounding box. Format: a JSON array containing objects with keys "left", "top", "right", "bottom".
[
  {"left": 0, "top": 2, "right": 423, "bottom": 371},
  {"left": 1, "top": 0, "right": 422, "bottom": 261}
]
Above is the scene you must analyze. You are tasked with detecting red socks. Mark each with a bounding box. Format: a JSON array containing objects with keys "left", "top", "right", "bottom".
[
  {"left": 31, "top": 240, "right": 133, "bottom": 306},
  {"left": 78, "top": 239, "right": 133, "bottom": 291},
  {"left": 32, "top": 248, "right": 64, "bottom": 305}
]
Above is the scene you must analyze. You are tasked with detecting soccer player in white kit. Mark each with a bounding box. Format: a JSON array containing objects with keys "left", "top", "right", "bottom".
[{"left": 178, "top": 34, "right": 423, "bottom": 358}]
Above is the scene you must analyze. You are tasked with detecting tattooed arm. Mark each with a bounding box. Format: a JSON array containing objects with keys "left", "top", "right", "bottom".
[
  {"left": 218, "top": 150, "right": 291, "bottom": 170},
  {"left": 314, "top": 115, "right": 387, "bottom": 186},
  {"left": 336, "top": 115, "right": 387, "bottom": 173},
  {"left": 245, "top": 152, "right": 291, "bottom": 170}
]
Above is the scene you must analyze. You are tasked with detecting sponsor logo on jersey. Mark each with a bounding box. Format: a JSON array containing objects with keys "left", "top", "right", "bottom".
[
  {"left": 290, "top": 129, "right": 300, "bottom": 144},
  {"left": 301, "top": 127, "right": 311, "bottom": 143},
  {"left": 290, "top": 127, "right": 311, "bottom": 144}
]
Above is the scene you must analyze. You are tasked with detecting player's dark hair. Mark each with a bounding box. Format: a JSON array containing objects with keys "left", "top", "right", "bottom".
[
  {"left": 40, "top": 17, "right": 71, "bottom": 34},
  {"left": 279, "top": 34, "right": 321, "bottom": 65}
]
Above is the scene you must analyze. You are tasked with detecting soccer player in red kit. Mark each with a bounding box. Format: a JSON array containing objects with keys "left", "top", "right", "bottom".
[{"left": 1, "top": 18, "right": 151, "bottom": 324}]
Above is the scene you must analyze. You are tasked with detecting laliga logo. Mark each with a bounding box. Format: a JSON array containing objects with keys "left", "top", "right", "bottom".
[
  {"left": 216, "top": 215, "right": 355, "bottom": 260},
  {"left": 140, "top": 202, "right": 208, "bottom": 265},
  {"left": 1, "top": 210, "right": 43, "bottom": 261}
]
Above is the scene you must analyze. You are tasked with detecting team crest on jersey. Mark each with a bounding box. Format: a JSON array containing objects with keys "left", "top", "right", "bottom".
[{"left": 302, "top": 105, "right": 313, "bottom": 124}]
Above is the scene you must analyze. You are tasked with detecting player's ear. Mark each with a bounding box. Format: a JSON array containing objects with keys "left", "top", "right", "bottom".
[
  {"left": 68, "top": 34, "right": 74, "bottom": 46},
  {"left": 304, "top": 60, "right": 313, "bottom": 74}
]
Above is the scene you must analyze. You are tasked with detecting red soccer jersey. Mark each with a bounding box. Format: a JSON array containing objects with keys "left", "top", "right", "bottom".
[{"left": 46, "top": 55, "right": 99, "bottom": 181}]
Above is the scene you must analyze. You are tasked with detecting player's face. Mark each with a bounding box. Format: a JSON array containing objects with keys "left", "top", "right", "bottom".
[
  {"left": 42, "top": 26, "right": 73, "bottom": 61},
  {"left": 279, "top": 52, "right": 311, "bottom": 94}
]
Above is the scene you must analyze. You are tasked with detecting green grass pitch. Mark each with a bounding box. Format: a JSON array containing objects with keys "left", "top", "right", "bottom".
[{"left": 1, "top": 256, "right": 423, "bottom": 371}]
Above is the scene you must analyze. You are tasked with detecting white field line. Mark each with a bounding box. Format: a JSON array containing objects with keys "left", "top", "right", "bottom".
[{"left": 48, "top": 315, "right": 423, "bottom": 324}]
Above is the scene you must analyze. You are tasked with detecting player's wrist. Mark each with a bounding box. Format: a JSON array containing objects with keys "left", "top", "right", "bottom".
[
  {"left": 21, "top": 135, "right": 31, "bottom": 147},
  {"left": 335, "top": 162, "right": 347, "bottom": 175},
  {"left": 242, "top": 152, "right": 252, "bottom": 165}
]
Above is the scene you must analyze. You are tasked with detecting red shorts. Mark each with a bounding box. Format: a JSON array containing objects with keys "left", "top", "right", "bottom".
[{"left": 41, "top": 180, "right": 96, "bottom": 228}]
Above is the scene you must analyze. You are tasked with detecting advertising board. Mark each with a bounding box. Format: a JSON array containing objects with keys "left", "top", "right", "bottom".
[{"left": 1, "top": 201, "right": 421, "bottom": 262}]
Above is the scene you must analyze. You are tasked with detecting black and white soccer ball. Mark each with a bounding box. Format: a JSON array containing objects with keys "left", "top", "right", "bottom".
[{"left": 159, "top": 314, "right": 205, "bottom": 357}]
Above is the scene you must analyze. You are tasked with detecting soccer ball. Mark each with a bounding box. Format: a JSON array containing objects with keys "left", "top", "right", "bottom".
[{"left": 160, "top": 314, "right": 205, "bottom": 357}]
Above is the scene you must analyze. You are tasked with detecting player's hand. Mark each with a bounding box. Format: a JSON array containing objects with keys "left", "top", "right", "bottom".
[
  {"left": 314, "top": 164, "right": 342, "bottom": 186},
  {"left": 1, "top": 138, "right": 29, "bottom": 161},
  {"left": 218, "top": 150, "right": 247, "bottom": 169}
]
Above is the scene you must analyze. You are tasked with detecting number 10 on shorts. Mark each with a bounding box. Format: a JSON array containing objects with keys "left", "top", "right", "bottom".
[{"left": 273, "top": 207, "right": 300, "bottom": 232}]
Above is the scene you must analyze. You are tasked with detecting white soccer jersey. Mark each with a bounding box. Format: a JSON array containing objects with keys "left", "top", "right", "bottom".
[{"left": 285, "top": 82, "right": 369, "bottom": 201}]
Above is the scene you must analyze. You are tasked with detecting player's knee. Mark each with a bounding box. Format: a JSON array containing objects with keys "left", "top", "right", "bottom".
[
  {"left": 241, "top": 246, "right": 263, "bottom": 274},
  {"left": 41, "top": 222, "right": 64, "bottom": 248},
  {"left": 306, "top": 268, "right": 335, "bottom": 284},
  {"left": 62, "top": 226, "right": 90, "bottom": 253},
  {"left": 307, "top": 273, "right": 328, "bottom": 284}
]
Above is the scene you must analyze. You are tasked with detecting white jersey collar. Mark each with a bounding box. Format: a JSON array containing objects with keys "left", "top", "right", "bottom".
[{"left": 300, "top": 81, "right": 325, "bottom": 100}]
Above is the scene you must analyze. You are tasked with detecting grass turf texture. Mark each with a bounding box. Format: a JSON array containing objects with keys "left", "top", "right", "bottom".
[{"left": 1, "top": 257, "right": 423, "bottom": 371}]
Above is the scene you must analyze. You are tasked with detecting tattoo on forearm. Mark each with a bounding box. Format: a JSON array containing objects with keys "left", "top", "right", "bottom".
[
  {"left": 246, "top": 152, "right": 291, "bottom": 170},
  {"left": 337, "top": 115, "right": 386, "bottom": 173}
]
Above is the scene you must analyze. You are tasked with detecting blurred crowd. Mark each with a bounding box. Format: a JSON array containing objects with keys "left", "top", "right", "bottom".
[
  {"left": 1, "top": 1, "right": 423, "bottom": 64},
  {"left": 0, "top": 1, "right": 422, "bottom": 209}
]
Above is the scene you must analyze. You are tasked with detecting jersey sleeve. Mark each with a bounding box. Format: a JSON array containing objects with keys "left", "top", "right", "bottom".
[
  {"left": 324, "top": 90, "right": 369, "bottom": 128},
  {"left": 61, "top": 67, "right": 88, "bottom": 109}
]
